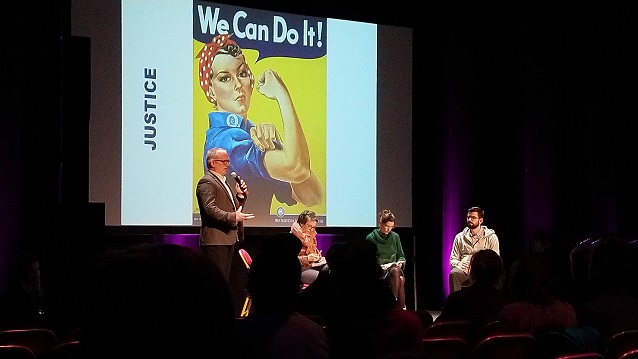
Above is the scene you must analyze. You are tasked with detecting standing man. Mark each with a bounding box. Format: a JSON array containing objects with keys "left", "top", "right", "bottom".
[
  {"left": 366, "top": 209, "right": 406, "bottom": 309},
  {"left": 449, "top": 206, "right": 500, "bottom": 292},
  {"left": 197, "top": 147, "right": 255, "bottom": 282}
]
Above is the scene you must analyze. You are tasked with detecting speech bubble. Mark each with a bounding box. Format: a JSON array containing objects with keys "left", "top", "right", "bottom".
[{"left": 194, "top": 1, "right": 327, "bottom": 61}]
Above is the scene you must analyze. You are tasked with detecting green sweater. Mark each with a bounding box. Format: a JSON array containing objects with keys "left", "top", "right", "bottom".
[{"left": 366, "top": 229, "right": 406, "bottom": 265}]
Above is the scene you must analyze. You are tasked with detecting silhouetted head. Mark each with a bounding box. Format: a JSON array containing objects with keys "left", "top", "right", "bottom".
[
  {"left": 324, "top": 238, "right": 397, "bottom": 314},
  {"left": 508, "top": 252, "right": 560, "bottom": 304},
  {"left": 469, "top": 249, "right": 504, "bottom": 288},
  {"left": 82, "top": 243, "right": 234, "bottom": 359},
  {"left": 247, "top": 232, "right": 302, "bottom": 313},
  {"left": 326, "top": 239, "right": 382, "bottom": 285},
  {"left": 588, "top": 238, "right": 633, "bottom": 294}
]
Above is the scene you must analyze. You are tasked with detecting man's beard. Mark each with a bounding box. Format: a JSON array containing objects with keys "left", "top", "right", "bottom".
[{"left": 467, "top": 222, "right": 479, "bottom": 230}]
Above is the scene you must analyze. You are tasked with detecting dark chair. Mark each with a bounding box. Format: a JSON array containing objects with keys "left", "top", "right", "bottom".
[
  {"left": 471, "top": 333, "right": 537, "bottom": 359},
  {"left": 43, "top": 340, "right": 81, "bottom": 359},
  {"left": 555, "top": 353, "right": 605, "bottom": 359},
  {"left": 422, "top": 336, "right": 467, "bottom": 359},
  {"left": 607, "top": 329, "right": 638, "bottom": 359},
  {"left": 536, "top": 330, "right": 583, "bottom": 359},
  {"left": 423, "top": 320, "right": 474, "bottom": 342},
  {"left": 302, "top": 314, "right": 327, "bottom": 330},
  {"left": 0, "top": 345, "right": 37, "bottom": 359},
  {"left": 0, "top": 328, "right": 58, "bottom": 357},
  {"left": 238, "top": 248, "right": 253, "bottom": 317},
  {"left": 475, "top": 321, "right": 500, "bottom": 342},
  {"left": 414, "top": 310, "right": 434, "bottom": 330}
]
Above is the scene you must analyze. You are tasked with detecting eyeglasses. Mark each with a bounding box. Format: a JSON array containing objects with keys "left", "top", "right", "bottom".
[
  {"left": 467, "top": 216, "right": 479, "bottom": 220},
  {"left": 213, "top": 159, "right": 230, "bottom": 165}
]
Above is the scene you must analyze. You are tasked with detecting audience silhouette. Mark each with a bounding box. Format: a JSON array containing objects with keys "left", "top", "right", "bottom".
[
  {"left": 80, "top": 243, "right": 235, "bottom": 359},
  {"left": 6, "top": 226, "right": 637, "bottom": 359},
  {"left": 0, "top": 255, "right": 49, "bottom": 330},
  {"left": 298, "top": 238, "right": 422, "bottom": 359},
  {"left": 576, "top": 237, "right": 638, "bottom": 338},
  {"left": 436, "top": 249, "right": 510, "bottom": 332},
  {"left": 498, "top": 251, "right": 577, "bottom": 335},
  {"left": 234, "top": 232, "right": 329, "bottom": 359}
]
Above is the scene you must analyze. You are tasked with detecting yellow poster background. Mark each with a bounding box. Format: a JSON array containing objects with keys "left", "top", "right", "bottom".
[{"left": 191, "top": 40, "right": 327, "bottom": 219}]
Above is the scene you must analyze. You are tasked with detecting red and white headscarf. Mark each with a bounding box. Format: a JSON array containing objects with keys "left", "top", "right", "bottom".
[{"left": 196, "top": 34, "right": 237, "bottom": 103}]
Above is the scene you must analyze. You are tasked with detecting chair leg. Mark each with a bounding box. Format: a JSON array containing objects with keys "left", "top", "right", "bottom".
[{"left": 240, "top": 297, "right": 252, "bottom": 317}]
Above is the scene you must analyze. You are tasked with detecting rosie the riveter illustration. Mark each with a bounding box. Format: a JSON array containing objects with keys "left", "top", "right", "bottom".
[{"left": 195, "top": 34, "right": 324, "bottom": 222}]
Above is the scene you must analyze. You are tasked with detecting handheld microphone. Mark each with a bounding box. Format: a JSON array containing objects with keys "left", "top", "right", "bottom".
[{"left": 230, "top": 172, "right": 248, "bottom": 197}]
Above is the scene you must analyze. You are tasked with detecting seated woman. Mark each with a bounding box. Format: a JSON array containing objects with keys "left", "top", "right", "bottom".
[
  {"left": 290, "top": 210, "right": 326, "bottom": 285},
  {"left": 366, "top": 209, "right": 406, "bottom": 309}
]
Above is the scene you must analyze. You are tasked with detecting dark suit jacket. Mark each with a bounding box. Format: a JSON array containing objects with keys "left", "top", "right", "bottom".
[{"left": 196, "top": 170, "right": 246, "bottom": 246}]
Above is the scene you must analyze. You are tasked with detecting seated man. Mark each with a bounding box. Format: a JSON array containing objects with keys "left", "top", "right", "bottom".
[
  {"left": 449, "top": 206, "right": 500, "bottom": 292},
  {"left": 290, "top": 210, "right": 326, "bottom": 285},
  {"left": 366, "top": 209, "right": 406, "bottom": 309}
]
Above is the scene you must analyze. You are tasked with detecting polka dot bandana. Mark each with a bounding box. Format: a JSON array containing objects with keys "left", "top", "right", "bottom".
[{"left": 196, "top": 34, "right": 237, "bottom": 103}]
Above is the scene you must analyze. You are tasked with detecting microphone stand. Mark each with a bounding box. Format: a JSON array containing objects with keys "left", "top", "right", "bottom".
[{"left": 412, "top": 233, "right": 417, "bottom": 310}]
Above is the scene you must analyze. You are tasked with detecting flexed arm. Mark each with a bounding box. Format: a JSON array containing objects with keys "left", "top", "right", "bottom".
[{"left": 254, "top": 69, "right": 323, "bottom": 206}]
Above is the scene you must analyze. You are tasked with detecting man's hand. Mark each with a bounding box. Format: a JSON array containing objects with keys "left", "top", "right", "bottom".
[
  {"left": 235, "top": 206, "right": 255, "bottom": 221},
  {"left": 460, "top": 257, "right": 470, "bottom": 274},
  {"left": 235, "top": 181, "right": 249, "bottom": 197}
]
